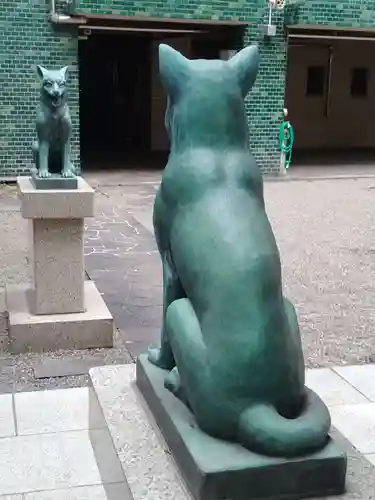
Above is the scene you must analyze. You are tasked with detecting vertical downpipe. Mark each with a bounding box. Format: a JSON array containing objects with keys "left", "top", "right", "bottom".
[{"left": 324, "top": 45, "right": 333, "bottom": 119}]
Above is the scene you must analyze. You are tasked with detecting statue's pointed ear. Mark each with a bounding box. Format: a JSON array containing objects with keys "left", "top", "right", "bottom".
[
  {"left": 159, "top": 44, "right": 189, "bottom": 96},
  {"left": 36, "top": 65, "right": 48, "bottom": 80},
  {"left": 60, "top": 66, "right": 69, "bottom": 80},
  {"left": 228, "top": 45, "right": 260, "bottom": 97}
]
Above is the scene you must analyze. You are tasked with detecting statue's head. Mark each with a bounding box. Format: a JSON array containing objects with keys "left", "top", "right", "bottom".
[
  {"left": 36, "top": 66, "right": 69, "bottom": 108},
  {"left": 158, "top": 44, "right": 259, "bottom": 148}
]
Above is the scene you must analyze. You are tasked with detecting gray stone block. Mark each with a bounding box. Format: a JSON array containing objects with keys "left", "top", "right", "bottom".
[
  {"left": 31, "top": 170, "right": 78, "bottom": 190},
  {"left": 6, "top": 281, "right": 113, "bottom": 353},
  {"left": 136, "top": 354, "right": 347, "bottom": 500}
]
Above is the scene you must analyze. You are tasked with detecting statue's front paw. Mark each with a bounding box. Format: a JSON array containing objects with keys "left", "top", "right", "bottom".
[
  {"left": 61, "top": 169, "right": 75, "bottom": 178},
  {"left": 38, "top": 170, "right": 51, "bottom": 178},
  {"left": 164, "top": 367, "right": 181, "bottom": 394},
  {"left": 148, "top": 347, "right": 175, "bottom": 370}
]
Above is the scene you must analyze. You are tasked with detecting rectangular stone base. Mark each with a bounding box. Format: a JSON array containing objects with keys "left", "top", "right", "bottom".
[
  {"left": 18, "top": 176, "right": 94, "bottom": 219},
  {"left": 31, "top": 170, "right": 78, "bottom": 190},
  {"left": 6, "top": 281, "right": 113, "bottom": 353},
  {"left": 136, "top": 354, "right": 347, "bottom": 500}
]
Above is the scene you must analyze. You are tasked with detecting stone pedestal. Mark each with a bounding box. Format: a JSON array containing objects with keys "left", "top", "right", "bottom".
[
  {"left": 6, "top": 176, "right": 114, "bottom": 353},
  {"left": 30, "top": 218, "right": 85, "bottom": 315}
]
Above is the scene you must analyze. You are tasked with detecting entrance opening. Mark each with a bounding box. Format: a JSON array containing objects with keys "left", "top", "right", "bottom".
[
  {"left": 285, "top": 29, "right": 375, "bottom": 169},
  {"left": 78, "top": 18, "right": 244, "bottom": 171},
  {"left": 79, "top": 32, "right": 154, "bottom": 171}
]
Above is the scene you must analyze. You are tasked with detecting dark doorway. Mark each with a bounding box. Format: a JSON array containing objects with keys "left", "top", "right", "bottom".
[
  {"left": 191, "top": 37, "right": 221, "bottom": 59},
  {"left": 79, "top": 32, "right": 152, "bottom": 170}
]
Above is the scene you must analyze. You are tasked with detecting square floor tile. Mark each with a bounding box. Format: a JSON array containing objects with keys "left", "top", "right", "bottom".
[
  {"left": 0, "top": 430, "right": 103, "bottom": 495},
  {"left": 330, "top": 403, "right": 375, "bottom": 454},
  {"left": 333, "top": 365, "right": 375, "bottom": 402},
  {"left": 24, "top": 483, "right": 131, "bottom": 500},
  {"left": 0, "top": 394, "right": 15, "bottom": 438},
  {"left": 305, "top": 368, "right": 368, "bottom": 406},
  {"left": 15, "top": 387, "right": 105, "bottom": 435}
]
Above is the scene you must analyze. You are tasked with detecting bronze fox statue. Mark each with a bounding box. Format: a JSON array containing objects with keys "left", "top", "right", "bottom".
[
  {"left": 32, "top": 65, "right": 76, "bottom": 178},
  {"left": 149, "top": 43, "right": 331, "bottom": 457}
]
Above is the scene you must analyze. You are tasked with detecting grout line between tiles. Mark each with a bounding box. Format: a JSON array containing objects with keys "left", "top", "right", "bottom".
[
  {"left": 10, "top": 480, "right": 126, "bottom": 497},
  {"left": 0, "top": 426, "right": 105, "bottom": 441},
  {"left": 330, "top": 365, "right": 373, "bottom": 403},
  {"left": 11, "top": 393, "right": 18, "bottom": 436}
]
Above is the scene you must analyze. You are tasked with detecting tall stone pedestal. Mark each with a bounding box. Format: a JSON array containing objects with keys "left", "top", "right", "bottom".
[{"left": 6, "top": 176, "right": 114, "bottom": 353}]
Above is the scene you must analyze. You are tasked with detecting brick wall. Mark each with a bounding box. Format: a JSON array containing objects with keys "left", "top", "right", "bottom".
[
  {"left": 0, "top": 0, "right": 80, "bottom": 177},
  {"left": 77, "top": 0, "right": 287, "bottom": 173},
  {"left": 286, "top": 0, "right": 375, "bottom": 27},
  {"left": 2, "top": 1, "right": 374, "bottom": 177}
]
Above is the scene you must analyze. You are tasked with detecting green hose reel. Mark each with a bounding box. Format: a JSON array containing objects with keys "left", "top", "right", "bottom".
[{"left": 279, "top": 120, "right": 294, "bottom": 169}]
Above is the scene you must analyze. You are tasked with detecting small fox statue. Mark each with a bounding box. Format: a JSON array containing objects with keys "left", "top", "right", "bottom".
[{"left": 32, "top": 65, "right": 76, "bottom": 178}]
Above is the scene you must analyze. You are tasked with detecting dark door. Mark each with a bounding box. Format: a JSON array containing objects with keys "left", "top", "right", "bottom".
[{"left": 79, "top": 33, "right": 152, "bottom": 162}]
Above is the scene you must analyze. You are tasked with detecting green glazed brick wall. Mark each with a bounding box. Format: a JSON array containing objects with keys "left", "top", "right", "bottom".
[
  {"left": 0, "top": 0, "right": 287, "bottom": 176},
  {"left": 286, "top": 0, "right": 375, "bottom": 27},
  {"left": 0, "top": 0, "right": 80, "bottom": 177},
  {"left": 2, "top": 1, "right": 375, "bottom": 177},
  {"left": 78, "top": 0, "right": 287, "bottom": 173}
]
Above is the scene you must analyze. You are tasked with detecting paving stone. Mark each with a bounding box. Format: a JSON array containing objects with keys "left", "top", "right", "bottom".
[
  {"left": 33, "top": 358, "right": 115, "bottom": 379},
  {"left": 15, "top": 387, "right": 105, "bottom": 435},
  {"left": 330, "top": 403, "right": 375, "bottom": 454},
  {"left": 305, "top": 368, "right": 369, "bottom": 406},
  {"left": 333, "top": 365, "right": 375, "bottom": 402},
  {"left": 24, "top": 483, "right": 132, "bottom": 500},
  {"left": 0, "top": 431, "right": 104, "bottom": 495},
  {"left": 0, "top": 394, "right": 15, "bottom": 438}
]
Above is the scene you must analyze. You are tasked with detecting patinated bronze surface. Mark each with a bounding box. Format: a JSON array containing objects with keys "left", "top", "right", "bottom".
[
  {"left": 149, "top": 43, "right": 331, "bottom": 458},
  {"left": 32, "top": 65, "right": 76, "bottom": 182}
]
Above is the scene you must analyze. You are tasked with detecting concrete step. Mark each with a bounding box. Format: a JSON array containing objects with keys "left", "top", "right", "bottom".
[{"left": 89, "top": 363, "right": 190, "bottom": 500}]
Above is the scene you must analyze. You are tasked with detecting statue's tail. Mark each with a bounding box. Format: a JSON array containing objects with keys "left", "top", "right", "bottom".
[{"left": 237, "top": 388, "right": 331, "bottom": 457}]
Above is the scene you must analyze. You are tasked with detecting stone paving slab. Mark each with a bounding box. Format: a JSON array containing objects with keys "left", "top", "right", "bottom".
[
  {"left": 84, "top": 204, "right": 161, "bottom": 360},
  {"left": 0, "top": 431, "right": 104, "bottom": 495},
  {"left": 0, "top": 344, "right": 133, "bottom": 395},
  {"left": 330, "top": 404, "right": 375, "bottom": 455},
  {"left": 14, "top": 387, "right": 104, "bottom": 435},
  {"left": 33, "top": 357, "right": 126, "bottom": 379},
  {"left": 0, "top": 386, "right": 131, "bottom": 499},
  {"left": 333, "top": 365, "right": 375, "bottom": 402},
  {"left": 305, "top": 368, "right": 369, "bottom": 406}
]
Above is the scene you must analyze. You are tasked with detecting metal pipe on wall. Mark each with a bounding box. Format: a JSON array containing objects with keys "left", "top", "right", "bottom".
[{"left": 49, "top": 0, "right": 86, "bottom": 24}]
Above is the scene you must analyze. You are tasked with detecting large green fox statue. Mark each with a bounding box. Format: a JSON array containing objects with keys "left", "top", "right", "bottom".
[{"left": 149, "top": 43, "right": 331, "bottom": 457}]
